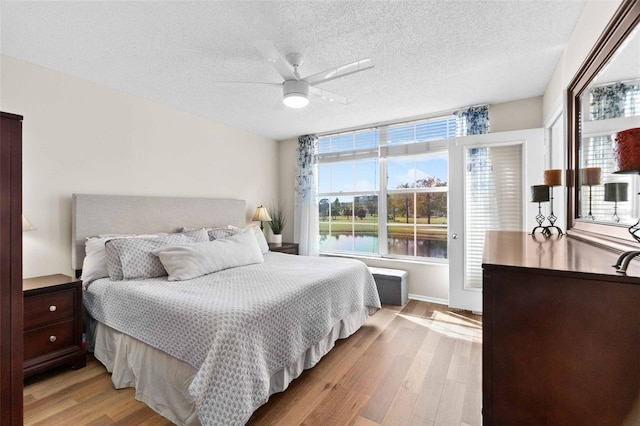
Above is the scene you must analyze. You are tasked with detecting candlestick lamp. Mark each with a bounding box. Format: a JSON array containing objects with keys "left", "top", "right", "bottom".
[
  {"left": 581, "top": 167, "right": 601, "bottom": 220},
  {"left": 543, "top": 169, "right": 563, "bottom": 235},
  {"left": 604, "top": 182, "right": 628, "bottom": 223},
  {"left": 530, "top": 185, "right": 552, "bottom": 236}
]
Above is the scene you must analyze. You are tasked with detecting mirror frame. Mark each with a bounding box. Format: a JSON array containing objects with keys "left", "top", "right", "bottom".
[{"left": 566, "top": 0, "right": 640, "bottom": 250}]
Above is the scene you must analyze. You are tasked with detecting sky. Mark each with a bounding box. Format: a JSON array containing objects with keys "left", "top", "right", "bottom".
[
  {"left": 318, "top": 117, "right": 453, "bottom": 195},
  {"left": 319, "top": 153, "right": 448, "bottom": 194}
]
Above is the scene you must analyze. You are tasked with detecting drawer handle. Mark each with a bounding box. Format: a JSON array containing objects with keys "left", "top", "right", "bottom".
[
  {"left": 49, "top": 335, "right": 57, "bottom": 343},
  {"left": 49, "top": 305, "right": 57, "bottom": 312}
]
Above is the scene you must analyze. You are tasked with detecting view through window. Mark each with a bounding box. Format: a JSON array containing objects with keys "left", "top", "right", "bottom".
[{"left": 318, "top": 116, "right": 455, "bottom": 260}]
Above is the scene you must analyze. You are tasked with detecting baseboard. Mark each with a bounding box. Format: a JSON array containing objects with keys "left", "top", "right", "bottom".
[{"left": 408, "top": 293, "right": 448, "bottom": 306}]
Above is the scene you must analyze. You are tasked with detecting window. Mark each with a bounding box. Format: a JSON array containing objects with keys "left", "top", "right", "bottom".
[
  {"left": 465, "top": 145, "right": 523, "bottom": 288},
  {"left": 318, "top": 116, "right": 455, "bottom": 260},
  {"left": 580, "top": 80, "right": 640, "bottom": 222}
]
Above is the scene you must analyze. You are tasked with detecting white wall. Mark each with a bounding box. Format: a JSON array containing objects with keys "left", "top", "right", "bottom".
[
  {"left": 1, "top": 55, "right": 279, "bottom": 279},
  {"left": 279, "top": 97, "right": 544, "bottom": 303},
  {"left": 490, "top": 97, "right": 542, "bottom": 132}
]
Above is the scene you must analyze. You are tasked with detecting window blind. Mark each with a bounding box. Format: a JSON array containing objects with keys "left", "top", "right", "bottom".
[{"left": 465, "top": 145, "right": 523, "bottom": 289}]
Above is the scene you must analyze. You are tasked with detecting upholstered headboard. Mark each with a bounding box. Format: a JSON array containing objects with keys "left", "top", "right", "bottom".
[{"left": 71, "top": 194, "right": 246, "bottom": 270}]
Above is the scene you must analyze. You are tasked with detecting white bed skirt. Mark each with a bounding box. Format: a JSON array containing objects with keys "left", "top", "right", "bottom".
[{"left": 90, "top": 307, "right": 370, "bottom": 425}]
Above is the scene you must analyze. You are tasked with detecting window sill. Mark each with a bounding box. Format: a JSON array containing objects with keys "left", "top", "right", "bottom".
[{"left": 320, "top": 252, "right": 448, "bottom": 266}]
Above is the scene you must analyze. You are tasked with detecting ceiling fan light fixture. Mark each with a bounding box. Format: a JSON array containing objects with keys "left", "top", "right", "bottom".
[
  {"left": 283, "top": 93, "right": 309, "bottom": 108},
  {"left": 283, "top": 79, "right": 310, "bottom": 108}
]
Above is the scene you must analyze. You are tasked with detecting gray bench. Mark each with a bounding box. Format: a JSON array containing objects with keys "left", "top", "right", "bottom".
[{"left": 369, "top": 267, "right": 408, "bottom": 306}]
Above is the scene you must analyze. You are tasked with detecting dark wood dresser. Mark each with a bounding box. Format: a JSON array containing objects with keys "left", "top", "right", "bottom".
[
  {"left": 23, "top": 274, "right": 86, "bottom": 378},
  {"left": 482, "top": 231, "right": 640, "bottom": 425}
]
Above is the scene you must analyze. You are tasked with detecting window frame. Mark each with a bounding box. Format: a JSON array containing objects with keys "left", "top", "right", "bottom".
[{"left": 317, "top": 115, "right": 453, "bottom": 261}]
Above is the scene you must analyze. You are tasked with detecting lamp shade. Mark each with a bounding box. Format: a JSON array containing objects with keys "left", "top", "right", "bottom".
[
  {"left": 581, "top": 167, "right": 602, "bottom": 186},
  {"left": 613, "top": 127, "right": 640, "bottom": 173},
  {"left": 531, "top": 185, "right": 550, "bottom": 202},
  {"left": 544, "top": 169, "right": 562, "bottom": 186},
  {"left": 22, "top": 215, "right": 36, "bottom": 232},
  {"left": 604, "top": 182, "right": 629, "bottom": 202},
  {"left": 252, "top": 206, "right": 272, "bottom": 222}
]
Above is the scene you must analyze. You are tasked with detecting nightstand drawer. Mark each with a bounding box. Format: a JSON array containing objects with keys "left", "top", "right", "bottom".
[
  {"left": 268, "top": 242, "right": 299, "bottom": 255},
  {"left": 24, "top": 289, "right": 74, "bottom": 330},
  {"left": 24, "top": 320, "right": 74, "bottom": 360},
  {"left": 276, "top": 247, "right": 298, "bottom": 254}
]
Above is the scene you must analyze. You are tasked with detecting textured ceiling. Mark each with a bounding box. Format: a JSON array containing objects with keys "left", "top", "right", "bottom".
[{"left": 0, "top": 1, "right": 586, "bottom": 141}]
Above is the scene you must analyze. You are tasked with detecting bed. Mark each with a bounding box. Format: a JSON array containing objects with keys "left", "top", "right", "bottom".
[{"left": 72, "top": 194, "right": 381, "bottom": 426}]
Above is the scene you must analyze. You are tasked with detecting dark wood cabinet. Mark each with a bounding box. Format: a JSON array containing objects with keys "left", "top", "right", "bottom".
[
  {"left": 0, "top": 111, "right": 23, "bottom": 425},
  {"left": 23, "top": 274, "right": 86, "bottom": 378},
  {"left": 482, "top": 231, "right": 640, "bottom": 425},
  {"left": 269, "top": 242, "right": 299, "bottom": 255}
]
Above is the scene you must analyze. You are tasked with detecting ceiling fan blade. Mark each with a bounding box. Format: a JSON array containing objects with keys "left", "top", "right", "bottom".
[
  {"left": 305, "top": 58, "right": 374, "bottom": 86},
  {"left": 210, "top": 81, "right": 282, "bottom": 87},
  {"left": 309, "top": 86, "right": 353, "bottom": 105},
  {"left": 253, "top": 40, "right": 297, "bottom": 81}
]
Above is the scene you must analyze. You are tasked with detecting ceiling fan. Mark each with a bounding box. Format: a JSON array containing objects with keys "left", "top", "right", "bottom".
[{"left": 224, "top": 40, "right": 374, "bottom": 108}]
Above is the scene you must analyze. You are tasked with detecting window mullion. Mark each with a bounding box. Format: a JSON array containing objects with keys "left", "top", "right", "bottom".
[{"left": 379, "top": 157, "right": 388, "bottom": 256}]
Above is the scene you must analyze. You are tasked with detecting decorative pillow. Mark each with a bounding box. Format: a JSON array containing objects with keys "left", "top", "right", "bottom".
[
  {"left": 183, "top": 224, "right": 234, "bottom": 233},
  {"left": 80, "top": 233, "right": 164, "bottom": 288},
  {"left": 153, "top": 229, "right": 264, "bottom": 281},
  {"left": 105, "top": 229, "right": 209, "bottom": 280},
  {"left": 207, "top": 226, "right": 241, "bottom": 240}
]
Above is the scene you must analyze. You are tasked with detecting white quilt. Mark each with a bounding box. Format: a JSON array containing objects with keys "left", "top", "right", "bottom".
[{"left": 83, "top": 252, "right": 381, "bottom": 425}]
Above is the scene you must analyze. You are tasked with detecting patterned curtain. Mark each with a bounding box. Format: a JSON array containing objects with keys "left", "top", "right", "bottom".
[
  {"left": 294, "top": 135, "right": 319, "bottom": 256},
  {"left": 454, "top": 105, "right": 490, "bottom": 136},
  {"left": 589, "top": 82, "right": 639, "bottom": 120}
]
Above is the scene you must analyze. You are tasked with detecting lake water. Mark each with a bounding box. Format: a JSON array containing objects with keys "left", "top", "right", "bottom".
[{"left": 319, "top": 233, "right": 447, "bottom": 258}]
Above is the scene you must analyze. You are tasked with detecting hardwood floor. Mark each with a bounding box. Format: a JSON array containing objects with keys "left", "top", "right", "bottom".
[{"left": 23, "top": 300, "right": 482, "bottom": 425}]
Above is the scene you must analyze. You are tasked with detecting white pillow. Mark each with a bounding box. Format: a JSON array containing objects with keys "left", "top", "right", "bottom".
[
  {"left": 205, "top": 225, "right": 269, "bottom": 254},
  {"left": 153, "top": 229, "right": 264, "bottom": 281},
  {"left": 80, "top": 237, "right": 115, "bottom": 288},
  {"left": 250, "top": 225, "right": 270, "bottom": 254}
]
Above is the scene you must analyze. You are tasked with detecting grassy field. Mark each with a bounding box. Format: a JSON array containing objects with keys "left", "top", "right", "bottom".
[
  {"left": 320, "top": 215, "right": 447, "bottom": 225},
  {"left": 320, "top": 216, "right": 447, "bottom": 240}
]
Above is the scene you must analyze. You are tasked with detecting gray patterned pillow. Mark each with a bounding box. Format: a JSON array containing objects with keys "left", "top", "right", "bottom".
[
  {"left": 207, "top": 226, "right": 241, "bottom": 240},
  {"left": 105, "top": 229, "right": 209, "bottom": 280}
]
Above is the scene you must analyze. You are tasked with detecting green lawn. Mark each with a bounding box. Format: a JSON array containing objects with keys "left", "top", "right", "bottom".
[
  {"left": 320, "top": 219, "right": 448, "bottom": 240},
  {"left": 320, "top": 215, "right": 447, "bottom": 225}
]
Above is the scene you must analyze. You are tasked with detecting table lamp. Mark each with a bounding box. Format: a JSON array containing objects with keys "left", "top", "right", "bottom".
[
  {"left": 581, "top": 167, "right": 601, "bottom": 220},
  {"left": 603, "top": 182, "right": 628, "bottom": 223},
  {"left": 543, "top": 169, "right": 563, "bottom": 234},
  {"left": 252, "top": 205, "right": 272, "bottom": 231}
]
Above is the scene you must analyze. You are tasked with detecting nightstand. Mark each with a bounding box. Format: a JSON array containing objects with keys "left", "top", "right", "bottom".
[
  {"left": 268, "top": 242, "right": 299, "bottom": 255},
  {"left": 23, "top": 274, "right": 86, "bottom": 378}
]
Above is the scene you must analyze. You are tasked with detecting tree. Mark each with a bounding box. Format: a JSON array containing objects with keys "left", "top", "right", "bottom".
[
  {"left": 390, "top": 183, "right": 412, "bottom": 223},
  {"left": 365, "top": 199, "right": 378, "bottom": 217},
  {"left": 332, "top": 198, "right": 341, "bottom": 219},
  {"left": 319, "top": 198, "right": 330, "bottom": 219},
  {"left": 342, "top": 205, "right": 353, "bottom": 218},
  {"left": 356, "top": 208, "right": 367, "bottom": 220},
  {"left": 416, "top": 177, "right": 447, "bottom": 224}
]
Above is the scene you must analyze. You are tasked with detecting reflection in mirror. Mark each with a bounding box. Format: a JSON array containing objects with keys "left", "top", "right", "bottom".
[{"left": 577, "top": 20, "right": 640, "bottom": 225}]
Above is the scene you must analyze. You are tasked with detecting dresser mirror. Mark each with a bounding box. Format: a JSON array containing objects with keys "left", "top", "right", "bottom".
[{"left": 567, "top": 1, "right": 640, "bottom": 246}]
